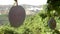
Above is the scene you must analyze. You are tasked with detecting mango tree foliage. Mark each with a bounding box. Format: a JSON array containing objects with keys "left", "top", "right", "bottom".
[{"left": 47, "top": 0, "right": 60, "bottom": 16}]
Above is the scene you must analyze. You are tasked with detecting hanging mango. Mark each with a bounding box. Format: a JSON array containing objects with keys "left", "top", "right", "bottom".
[
  {"left": 48, "top": 17, "right": 56, "bottom": 29},
  {"left": 8, "top": 0, "right": 26, "bottom": 27}
]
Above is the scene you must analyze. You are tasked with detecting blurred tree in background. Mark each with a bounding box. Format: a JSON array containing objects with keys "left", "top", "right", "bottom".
[{"left": 47, "top": 0, "right": 60, "bottom": 17}]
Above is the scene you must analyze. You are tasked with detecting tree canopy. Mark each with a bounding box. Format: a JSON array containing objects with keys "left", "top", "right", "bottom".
[{"left": 47, "top": 0, "right": 60, "bottom": 16}]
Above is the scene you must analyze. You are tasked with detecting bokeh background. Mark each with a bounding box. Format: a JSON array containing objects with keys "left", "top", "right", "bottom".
[{"left": 0, "top": 0, "right": 60, "bottom": 34}]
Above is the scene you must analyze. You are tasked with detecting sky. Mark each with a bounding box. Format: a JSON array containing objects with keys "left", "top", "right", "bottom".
[{"left": 0, "top": 0, "right": 47, "bottom": 6}]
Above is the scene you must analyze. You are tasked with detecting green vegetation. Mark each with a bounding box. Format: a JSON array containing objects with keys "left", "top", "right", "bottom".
[
  {"left": 47, "top": 0, "right": 60, "bottom": 16},
  {"left": 0, "top": 0, "right": 60, "bottom": 34},
  {"left": 0, "top": 10, "right": 60, "bottom": 34}
]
